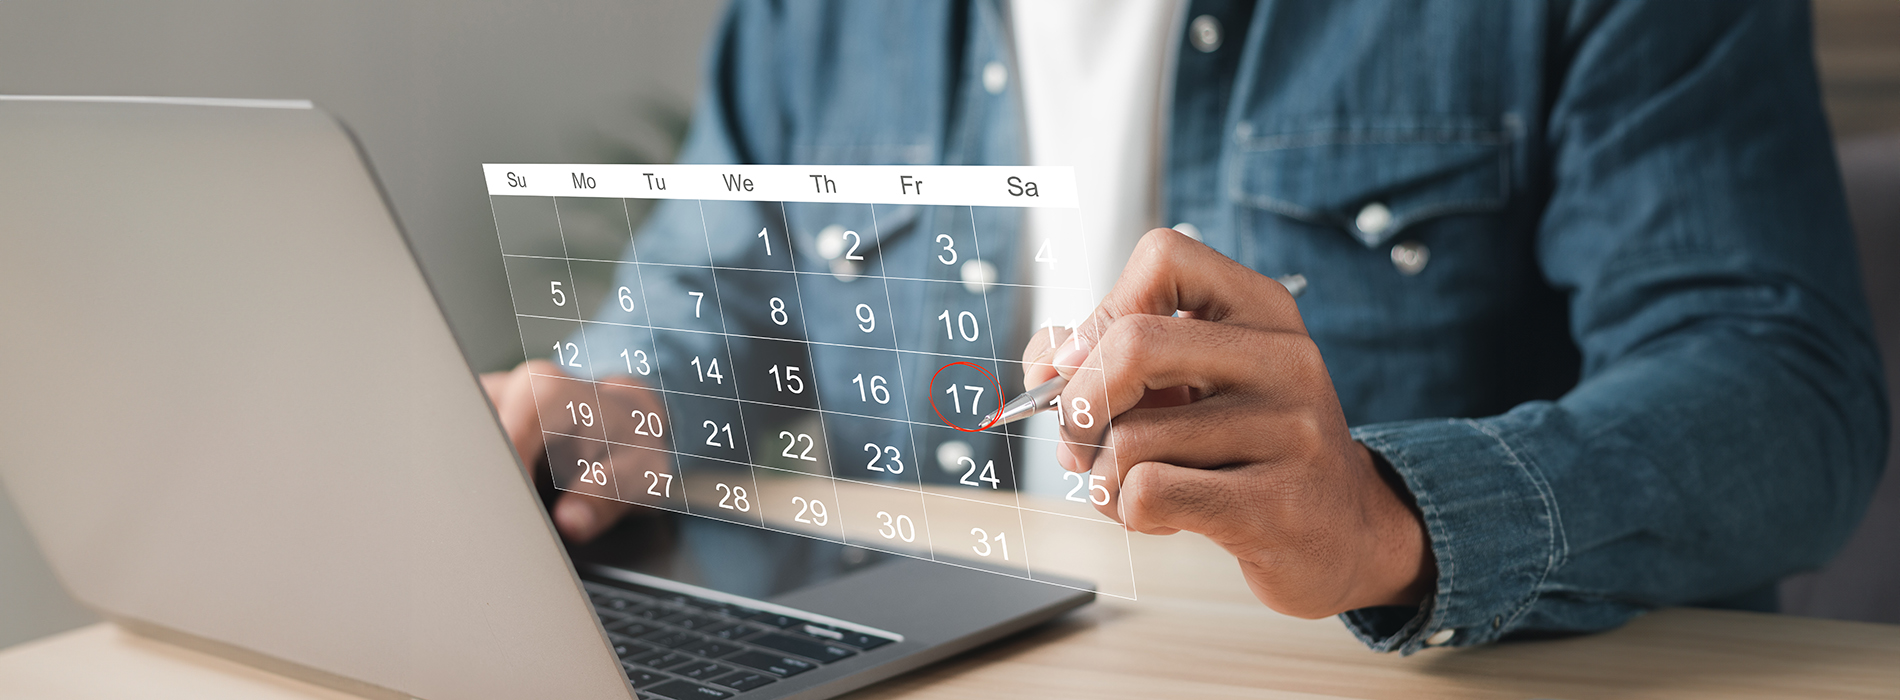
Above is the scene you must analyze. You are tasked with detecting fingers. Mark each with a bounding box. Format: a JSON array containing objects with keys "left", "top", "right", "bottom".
[
  {"left": 1065, "top": 396, "right": 1279, "bottom": 476},
  {"left": 1056, "top": 314, "right": 1312, "bottom": 452},
  {"left": 1021, "top": 326, "right": 1073, "bottom": 389},
  {"left": 487, "top": 360, "right": 657, "bottom": 544},
  {"left": 552, "top": 491, "right": 636, "bottom": 543},
  {"left": 1117, "top": 461, "right": 1244, "bottom": 537},
  {"left": 1055, "top": 228, "right": 1304, "bottom": 378},
  {"left": 488, "top": 361, "right": 556, "bottom": 471}
]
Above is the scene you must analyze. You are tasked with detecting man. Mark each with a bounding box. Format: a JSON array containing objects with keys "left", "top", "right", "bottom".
[{"left": 484, "top": 0, "right": 1887, "bottom": 654}]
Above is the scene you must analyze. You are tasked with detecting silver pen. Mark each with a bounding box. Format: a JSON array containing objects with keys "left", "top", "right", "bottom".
[{"left": 983, "top": 273, "right": 1307, "bottom": 429}]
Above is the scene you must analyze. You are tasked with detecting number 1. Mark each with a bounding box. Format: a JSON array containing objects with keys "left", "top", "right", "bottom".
[
  {"left": 944, "top": 384, "right": 984, "bottom": 415},
  {"left": 553, "top": 341, "right": 581, "bottom": 368}
]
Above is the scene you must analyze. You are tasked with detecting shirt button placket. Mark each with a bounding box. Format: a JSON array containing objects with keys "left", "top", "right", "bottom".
[{"left": 960, "top": 259, "right": 997, "bottom": 294}]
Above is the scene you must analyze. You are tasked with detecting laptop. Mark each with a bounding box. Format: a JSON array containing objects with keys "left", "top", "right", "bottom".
[{"left": 0, "top": 96, "right": 1092, "bottom": 700}]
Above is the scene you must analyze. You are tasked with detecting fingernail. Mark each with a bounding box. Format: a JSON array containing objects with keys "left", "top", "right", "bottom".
[
  {"left": 1053, "top": 332, "right": 1091, "bottom": 370},
  {"left": 1032, "top": 343, "right": 1058, "bottom": 367},
  {"left": 555, "top": 498, "right": 595, "bottom": 538}
]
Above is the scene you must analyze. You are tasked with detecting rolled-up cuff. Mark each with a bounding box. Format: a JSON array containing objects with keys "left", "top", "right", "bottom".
[{"left": 1341, "top": 415, "right": 1564, "bottom": 654}]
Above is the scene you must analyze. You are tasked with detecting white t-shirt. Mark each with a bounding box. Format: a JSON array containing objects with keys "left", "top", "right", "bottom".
[{"left": 1007, "top": 0, "right": 1186, "bottom": 492}]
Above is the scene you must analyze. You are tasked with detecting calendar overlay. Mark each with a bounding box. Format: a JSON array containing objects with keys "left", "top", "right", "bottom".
[{"left": 486, "top": 164, "right": 1136, "bottom": 600}]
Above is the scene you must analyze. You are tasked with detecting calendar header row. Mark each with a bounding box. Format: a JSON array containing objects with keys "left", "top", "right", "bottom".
[{"left": 483, "top": 164, "right": 1077, "bottom": 209}]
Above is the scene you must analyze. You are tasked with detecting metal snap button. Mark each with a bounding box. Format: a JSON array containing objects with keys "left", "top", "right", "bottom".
[
  {"left": 816, "top": 225, "right": 848, "bottom": 259},
  {"left": 1390, "top": 240, "right": 1430, "bottom": 276},
  {"left": 983, "top": 61, "right": 1008, "bottom": 95},
  {"left": 1189, "top": 15, "right": 1222, "bottom": 53},
  {"left": 960, "top": 259, "right": 997, "bottom": 293},
  {"left": 1171, "top": 222, "right": 1203, "bottom": 242},
  {"left": 1426, "top": 628, "right": 1457, "bottom": 646},
  {"left": 937, "top": 440, "right": 973, "bottom": 474},
  {"left": 829, "top": 258, "right": 860, "bottom": 281},
  {"left": 1355, "top": 201, "right": 1393, "bottom": 237}
]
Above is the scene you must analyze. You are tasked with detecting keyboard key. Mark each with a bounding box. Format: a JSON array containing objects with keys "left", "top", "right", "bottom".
[
  {"left": 747, "top": 611, "right": 808, "bottom": 629},
  {"left": 599, "top": 596, "right": 641, "bottom": 612},
  {"left": 683, "top": 639, "right": 741, "bottom": 659},
  {"left": 726, "top": 650, "right": 816, "bottom": 678},
  {"left": 749, "top": 632, "right": 857, "bottom": 663},
  {"left": 646, "top": 679, "right": 732, "bottom": 700},
  {"left": 838, "top": 632, "right": 894, "bottom": 651},
  {"left": 795, "top": 624, "right": 895, "bottom": 651},
  {"left": 651, "top": 592, "right": 695, "bottom": 608},
  {"left": 689, "top": 601, "right": 762, "bottom": 619},
  {"left": 607, "top": 633, "right": 653, "bottom": 659},
  {"left": 660, "top": 611, "right": 719, "bottom": 631},
  {"left": 643, "top": 630, "right": 701, "bottom": 649},
  {"left": 629, "top": 650, "right": 693, "bottom": 670},
  {"left": 674, "top": 660, "right": 735, "bottom": 681},
  {"left": 703, "top": 622, "right": 763, "bottom": 641},
  {"left": 709, "top": 671, "right": 776, "bottom": 692},
  {"left": 586, "top": 583, "right": 655, "bottom": 604},
  {"left": 628, "top": 606, "right": 670, "bottom": 620},
  {"left": 607, "top": 581, "right": 675, "bottom": 600},
  {"left": 621, "top": 663, "right": 666, "bottom": 689},
  {"left": 606, "top": 619, "right": 657, "bottom": 637}
]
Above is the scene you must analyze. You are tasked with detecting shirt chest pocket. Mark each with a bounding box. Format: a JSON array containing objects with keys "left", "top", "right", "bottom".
[{"left": 1227, "top": 126, "right": 1512, "bottom": 248}]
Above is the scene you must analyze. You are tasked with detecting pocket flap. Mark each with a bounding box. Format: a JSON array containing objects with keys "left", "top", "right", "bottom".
[{"left": 1228, "top": 127, "right": 1510, "bottom": 247}]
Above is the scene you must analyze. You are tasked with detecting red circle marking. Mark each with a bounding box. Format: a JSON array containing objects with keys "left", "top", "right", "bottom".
[{"left": 929, "top": 362, "right": 1003, "bottom": 432}]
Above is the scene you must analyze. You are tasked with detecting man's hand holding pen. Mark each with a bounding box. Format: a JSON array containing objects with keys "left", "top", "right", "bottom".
[{"left": 1017, "top": 228, "right": 1436, "bottom": 619}]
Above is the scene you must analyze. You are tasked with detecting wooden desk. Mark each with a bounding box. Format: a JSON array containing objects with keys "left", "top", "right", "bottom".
[{"left": 4, "top": 531, "right": 1898, "bottom": 699}]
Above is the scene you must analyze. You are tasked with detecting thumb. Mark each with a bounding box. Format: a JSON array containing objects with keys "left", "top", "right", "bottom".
[{"left": 1022, "top": 326, "right": 1073, "bottom": 388}]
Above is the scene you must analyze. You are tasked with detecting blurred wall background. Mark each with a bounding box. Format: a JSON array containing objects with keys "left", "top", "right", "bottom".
[{"left": 1, "top": 0, "right": 1897, "bottom": 650}]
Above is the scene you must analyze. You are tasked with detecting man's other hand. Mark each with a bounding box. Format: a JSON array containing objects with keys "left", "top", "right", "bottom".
[
  {"left": 1020, "top": 229, "right": 1435, "bottom": 619},
  {"left": 481, "top": 359, "right": 657, "bottom": 543}
]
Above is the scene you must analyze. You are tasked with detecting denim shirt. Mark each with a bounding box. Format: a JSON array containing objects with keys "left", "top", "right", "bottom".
[{"left": 587, "top": 0, "right": 1888, "bottom": 654}]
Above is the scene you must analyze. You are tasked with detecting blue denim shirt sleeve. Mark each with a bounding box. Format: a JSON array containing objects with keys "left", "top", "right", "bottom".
[{"left": 1340, "top": 0, "right": 1889, "bottom": 653}]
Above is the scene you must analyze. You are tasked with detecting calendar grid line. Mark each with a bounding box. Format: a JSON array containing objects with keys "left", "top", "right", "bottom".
[
  {"left": 1043, "top": 192, "right": 1144, "bottom": 602},
  {"left": 552, "top": 197, "right": 630, "bottom": 503},
  {"left": 544, "top": 481, "right": 1126, "bottom": 601},
  {"left": 773, "top": 200, "right": 856, "bottom": 543},
  {"left": 615, "top": 197, "right": 694, "bottom": 514},
  {"left": 524, "top": 370, "right": 1118, "bottom": 451},
  {"left": 513, "top": 312, "right": 1111, "bottom": 376},
  {"left": 501, "top": 252, "right": 1094, "bottom": 294},
  {"left": 962, "top": 206, "right": 1036, "bottom": 577},
  {"left": 695, "top": 200, "right": 770, "bottom": 529},
  {"left": 537, "top": 429, "right": 1123, "bottom": 528},
  {"left": 866, "top": 203, "right": 941, "bottom": 559}
]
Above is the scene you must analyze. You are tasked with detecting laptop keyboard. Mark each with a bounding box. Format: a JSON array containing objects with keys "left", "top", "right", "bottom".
[{"left": 583, "top": 578, "right": 897, "bottom": 699}]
